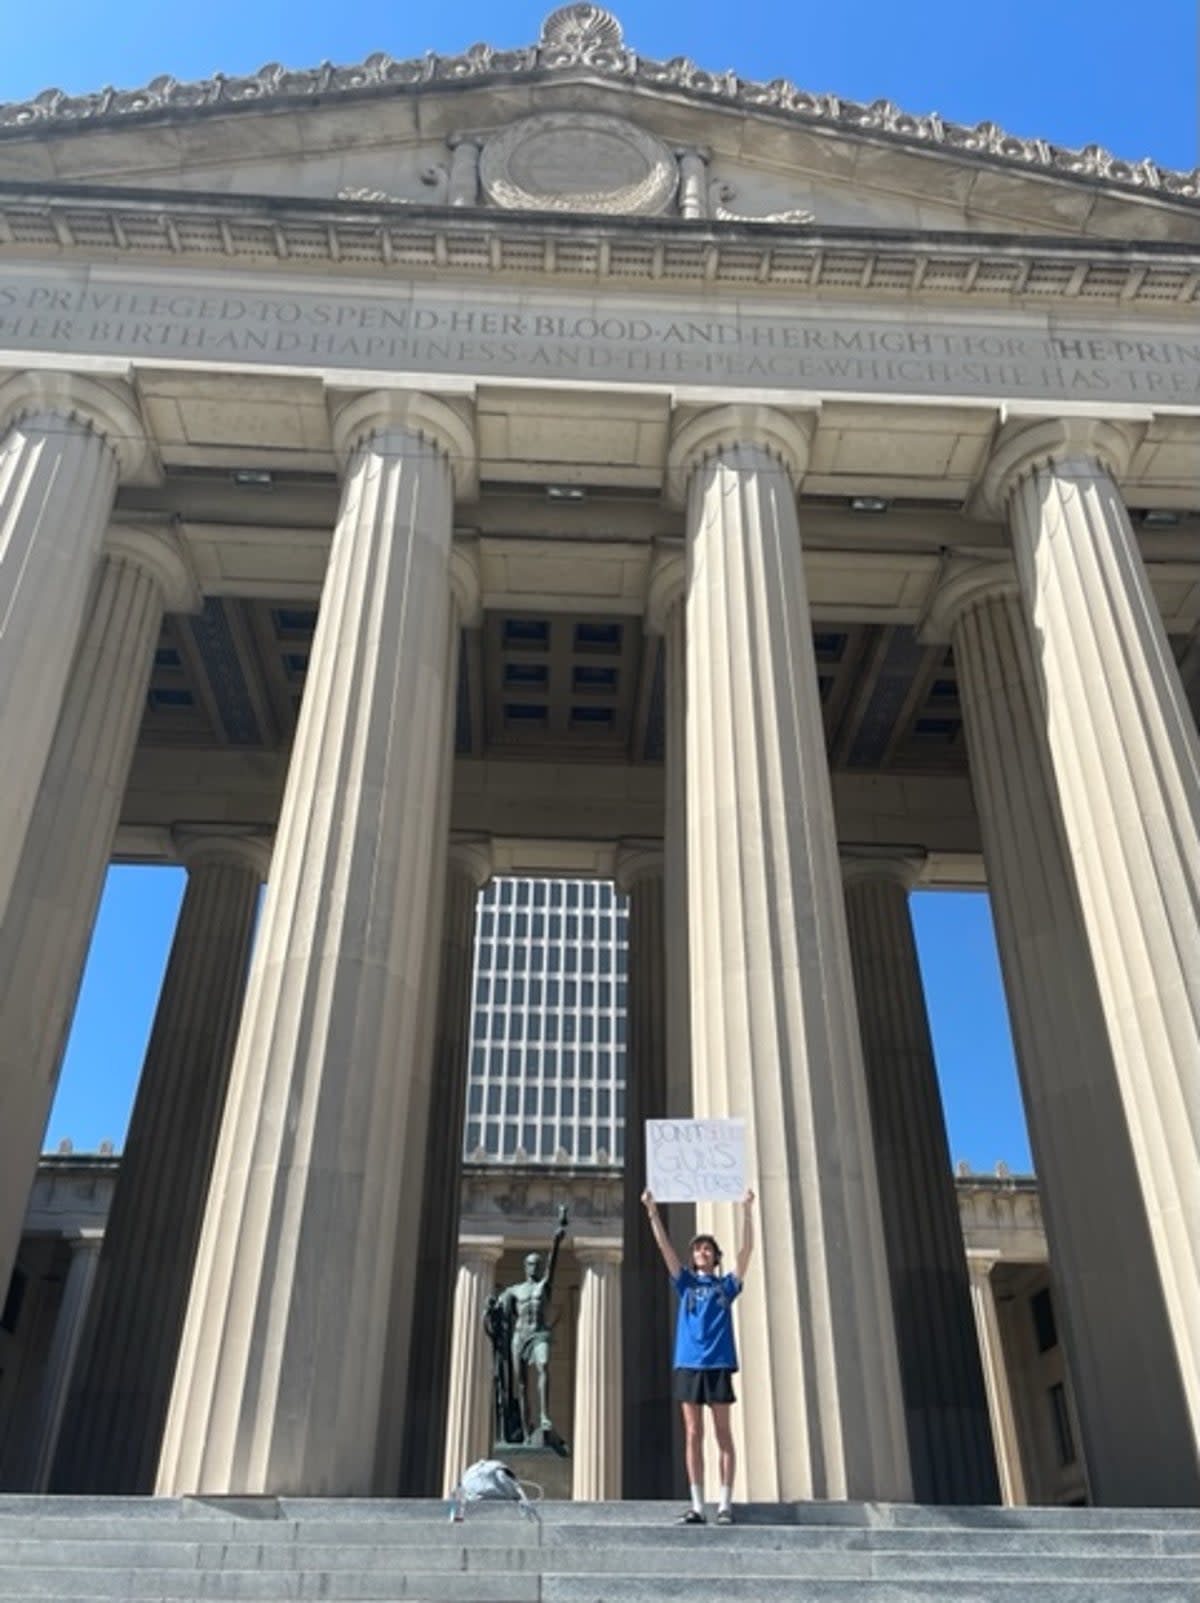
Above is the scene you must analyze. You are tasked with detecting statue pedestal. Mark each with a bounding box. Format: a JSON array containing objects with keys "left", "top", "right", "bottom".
[{"left": 493, "top": 1440, "right": 574, "bottom": 1501}]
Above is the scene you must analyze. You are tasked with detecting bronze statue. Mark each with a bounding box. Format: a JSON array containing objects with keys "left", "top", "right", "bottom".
[{"left": 498, "top": 1205, "right": 568, "bottom": 1449}]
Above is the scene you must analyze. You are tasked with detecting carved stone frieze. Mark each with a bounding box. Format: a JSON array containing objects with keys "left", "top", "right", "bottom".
[
  {"left": 709, "top": 181, "right": 814, "bottom": 226},
  {"left": 479, "top": 112, "right": 676, "bottom": 215},
  {"left": 1, "top": 5, "right": 1195, "bottom": 210}
]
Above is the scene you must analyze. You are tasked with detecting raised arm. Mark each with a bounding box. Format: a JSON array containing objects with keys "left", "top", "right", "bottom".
[
  {"left": 735, "top": 1188, "right": 755, "bottom": 1282},
  {"left": 641, "top": 1189, "right": 682, "bottom": 1278}
]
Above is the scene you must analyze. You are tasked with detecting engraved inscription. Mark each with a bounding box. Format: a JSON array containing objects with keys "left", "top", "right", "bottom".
[{"left": 1, "top": 268, "right": 1198, "bottom": 403}]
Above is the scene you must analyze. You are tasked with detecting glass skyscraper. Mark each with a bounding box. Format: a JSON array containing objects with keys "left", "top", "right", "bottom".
[{"left": 463, "top": 877, "right": 628, "bottom": 1164}]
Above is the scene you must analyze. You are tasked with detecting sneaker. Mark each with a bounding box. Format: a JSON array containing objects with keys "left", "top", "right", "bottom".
[
  {"left": 677, "top": 1509, "right": 706, "bottom": 1525},
  {"left": 715, "top": 1508, "right": 734, "bottom": 1526}
]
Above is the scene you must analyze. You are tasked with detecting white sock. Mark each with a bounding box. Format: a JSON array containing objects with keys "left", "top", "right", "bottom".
[
  {"left": 718, "top": 1484, "right": 733, "bottom": 1511},
  {"left": 689, "top": 1483, "right": 704, "bottom": 1514}
]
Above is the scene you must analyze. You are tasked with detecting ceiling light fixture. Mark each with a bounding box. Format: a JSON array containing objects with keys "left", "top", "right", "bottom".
[
  {"left": 232, "top": 469, "right": 274, "bottom": 489},
  {"left": 849, "top": 495, "right": 890, "bottom": 514},
  {"left": 1140, "top": 508, "right": 1181, "bottom": 528},
  {"left": 546, "top": 485, "right": 586, "bottom": 501}
]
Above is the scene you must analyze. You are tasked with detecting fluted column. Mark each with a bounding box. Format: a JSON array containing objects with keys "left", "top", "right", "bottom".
[
  {"left": 28, "top": 1230, "right": 103, "bottom": 1491},
  {"left": 157, "top": 390, "right": 477, "bottom": 1497},
  {"left": 0, "top": 527, "right": 197, "bottom": 1307},
  {"left": 967, "top": 1256, "right": 1026, "bottom": 1507},
  {"left": 573, "top": 1240, "right": 623, "bottom": 1501},
  {"left": 928, "top": 562, "right": 1200, "bottom": 1504},
  {"left": 983, "top": 420, "right": 1200, "bottom": 1447},
  {"left": 0, "top": 374, "right": 151, "bottom": 921},
  {"left": 52, "top": 833, "right": 270, "bottom": 1493},
  {"left": 842, "top": 853, "right": 998, "bottom": 1504},
  {"left": 442, "top": 1238, "right": 504, "bottom": 1494},
  {"left": 615, "top": 848, "right": 674, "bottom": 1498},
  {"left": 399, "top": 838, "right": 493, "bottom": 1495},
  {"left": 668, "top": 404, "right": 910, "bottom": 1503}
]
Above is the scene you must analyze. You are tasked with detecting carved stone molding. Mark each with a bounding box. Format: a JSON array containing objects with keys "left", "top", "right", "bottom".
[
  {"left": 479, "top": 113, "right": 676, "bottom": 216},
  {"left": 2, "top": 7, "right": 1196, "bottom": 210}
]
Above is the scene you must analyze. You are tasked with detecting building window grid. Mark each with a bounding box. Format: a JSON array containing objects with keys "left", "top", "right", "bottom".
[{"left": 464, "top": 877, "right": 627, "bottom": 1163}]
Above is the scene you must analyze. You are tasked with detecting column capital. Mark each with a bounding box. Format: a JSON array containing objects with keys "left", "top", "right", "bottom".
[
  {"left": 645, "top": 546, "right": 686, "bottom": 636},
  {"left": 0, "top": 371, "right": 156, "bottom": 484},
  {"left": 921, "top": 558, "right": 1019, "bottom": 644},
  {"left": 173, "top": 829, "right": 273, "bottom": 879},
  {"left": 328, "top": 387, "right": 478, "bottom": 499},
  {"left": 574, "top": 1237, "right": 623, "bottom": 1268},
  {"left": 840, "top": 848, "right": 925, "bottom": 892},
  {"left": 447, "top": 837, "right": 494, "bottom": 889},
  {"left": 104, "top": 524, "right": 201, "bottom": 614},
  {"left": 449, "top": 537, "right": 483, "bottom": 628},
  {"left": 457, "top": 1235, "right": 505, "bottom": 1271},
  {"left": 666, "top": 402, "right": 816, "bottom": 506},
  {"left": 614, "top": 843, "right": 665, "bottom": 893},
  {"left": 977, "top": 412, "right": 1142, "bottom": 518}
]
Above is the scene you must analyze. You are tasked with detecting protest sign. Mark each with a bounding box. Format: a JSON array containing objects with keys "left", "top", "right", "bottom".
[{"left": 645, "top": 1118, "right": 745, "bottom": 1202}]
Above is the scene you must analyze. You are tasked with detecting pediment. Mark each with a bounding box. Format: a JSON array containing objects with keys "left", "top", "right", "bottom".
[{"left": 2, "top": 5, "right": 1199, "bottom": 247}]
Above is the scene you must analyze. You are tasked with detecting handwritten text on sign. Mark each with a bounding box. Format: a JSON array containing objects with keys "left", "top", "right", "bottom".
[{"left": 645, "top": 1118, "right": 745, "bottom": 1203}]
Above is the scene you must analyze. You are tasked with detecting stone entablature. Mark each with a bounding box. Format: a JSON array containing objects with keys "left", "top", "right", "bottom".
[{"left": 2, "top": 6, "right": 1197, "bottom": 212}]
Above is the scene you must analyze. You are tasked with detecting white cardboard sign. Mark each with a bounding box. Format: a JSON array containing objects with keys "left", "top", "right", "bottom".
[{"left": 645, "top": 1118, "right": 746, "bottom": 1202}]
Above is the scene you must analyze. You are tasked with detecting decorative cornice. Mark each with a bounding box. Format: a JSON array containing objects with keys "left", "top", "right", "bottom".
[
  {"left": 1, "top": 7, "right": 1196, "bottom": 212},
  {"left": 4, "top": 192, "right": 1196, "bottom": 308},
  {"left": 667, "top": 402, "right": 816, "bottom": 504}
]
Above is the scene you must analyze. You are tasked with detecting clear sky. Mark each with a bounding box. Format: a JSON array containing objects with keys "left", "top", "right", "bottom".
[{"left": 17, "top": 0, "right": 1198, "bottom": 1172}]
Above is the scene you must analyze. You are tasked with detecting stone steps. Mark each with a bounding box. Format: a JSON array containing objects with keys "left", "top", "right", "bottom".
[{"left": 0, "top": 1496, "right": 1196, "bottom": 1602}]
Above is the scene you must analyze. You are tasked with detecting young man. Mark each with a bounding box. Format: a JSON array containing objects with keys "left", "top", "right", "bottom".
[{"left": 641, "top": 1185, "right": 755, "bottom": 1525}]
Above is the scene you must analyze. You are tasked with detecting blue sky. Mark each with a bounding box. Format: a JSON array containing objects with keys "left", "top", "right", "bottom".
[{"left": 16, "top": 0, "right": 1198, "bottom": 1170}]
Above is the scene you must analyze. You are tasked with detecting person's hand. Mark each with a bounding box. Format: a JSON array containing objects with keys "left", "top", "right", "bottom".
[
  {"left": 743, "top": 1188, "right": 756, "bottom": 1207},
  {"left": 641, "top": 1188, "right": 657, "bottom": 1213}
]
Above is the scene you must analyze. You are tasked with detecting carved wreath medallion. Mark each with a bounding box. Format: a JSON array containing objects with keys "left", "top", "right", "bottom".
[{"left": 479, "top": 112, "right": 677, "bottom": 215}]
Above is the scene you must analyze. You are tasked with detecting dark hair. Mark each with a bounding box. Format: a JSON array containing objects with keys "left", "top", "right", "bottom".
[{"left": 688, "top": 1233, "right": 722, "bottom": 1266}]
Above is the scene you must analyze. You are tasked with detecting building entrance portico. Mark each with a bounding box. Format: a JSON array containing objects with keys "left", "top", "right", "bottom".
[{"left": 0, "top": 4, "right": 1197, "bottom": 1510}]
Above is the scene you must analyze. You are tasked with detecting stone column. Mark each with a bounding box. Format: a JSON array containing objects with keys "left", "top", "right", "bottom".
[
  {"left": 442, "top": 1238, "right": 504, "bottom": 1494},
  {"left": 841, "top": 852, "right": 999, "bottom": 1504},
  {"left": 157, "top": 390, "right": 477, "bottom": 1497},
  {"left": 615, "top": 848, "right": 674, "bottom": 1499},
  {"left": 0, "top": 374, "right": 151, "bottom": 921},
  {"left": 967, "top": 1255, "right": 1026, "bottom": 1507},
  {"left": 399, "top": 839, "right": 493, "bottom": 1495},
  {"left": 447, "top": 135, "right": 481, "bottom": 206},
  {"left": 51, "top": 833, "right": 270, "bottom": 1494},
  {"left": 928, "top": 561, "right": 1200, "bottom": 1504},
  {"left": 28, "top": 1230, "right": 103, "bottom": 1491},
  {"left": 572, "top": 1240, "right": 623, "bottom": 1501},
  {"left": 982, "top": 420, "right": 1200, "bottom": 1447},
  {"left": 0, "top": 527, "right": 197, "bottom": 1308},
  {"left": 668, "top": 404, "right": 911, "bottom": 1503}
]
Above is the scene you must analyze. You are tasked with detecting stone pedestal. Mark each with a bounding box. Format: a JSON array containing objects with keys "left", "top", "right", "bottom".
[
  {"left": 442, "top": 1238, "right": 505, "bottom": 1495},
  {"left": 842, "top": 853, "right": 998, "bottom": 1504},
  {"left": 669, "top": 405, "right": 911, "bottom": 1503},
  {"left": 52, "top": 833, "right": 270, "bottom": 1493},
  {"left": 0, "top": 376, "right": 149, "bottom": 921},
  {"left": 573, "top": 1240, "right": 622, "bottom": 1501},
  {"left": 0, "top": 529, "right": 195, "bottom": 1310},
  {"left": 400, "top": 840, "right": 492, "bottom": 1495},
  {"left": 157, "top": 391, "right": 475, "bottom": 1497},
  {"left": 930, "top": 560, "right": 1200, "bottom": 1504}
]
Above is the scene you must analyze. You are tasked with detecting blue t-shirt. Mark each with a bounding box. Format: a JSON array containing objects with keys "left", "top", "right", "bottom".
[{"left": 671, "top": 1268, "right": 742, "bottom": 1371}]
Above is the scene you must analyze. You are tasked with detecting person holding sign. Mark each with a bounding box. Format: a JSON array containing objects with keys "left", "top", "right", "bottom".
[{"left": 641, "top": 1186, "right": 755, "bottom": 1525}]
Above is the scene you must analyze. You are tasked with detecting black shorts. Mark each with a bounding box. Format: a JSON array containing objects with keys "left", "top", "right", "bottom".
[{"left": 673, "top": 1367, "right": 737, "bottom": 1406}]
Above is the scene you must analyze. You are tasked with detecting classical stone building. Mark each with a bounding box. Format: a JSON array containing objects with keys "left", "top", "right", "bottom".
[{"left": 0, "top": 4, "right": 1197, "bottom": 1508}]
